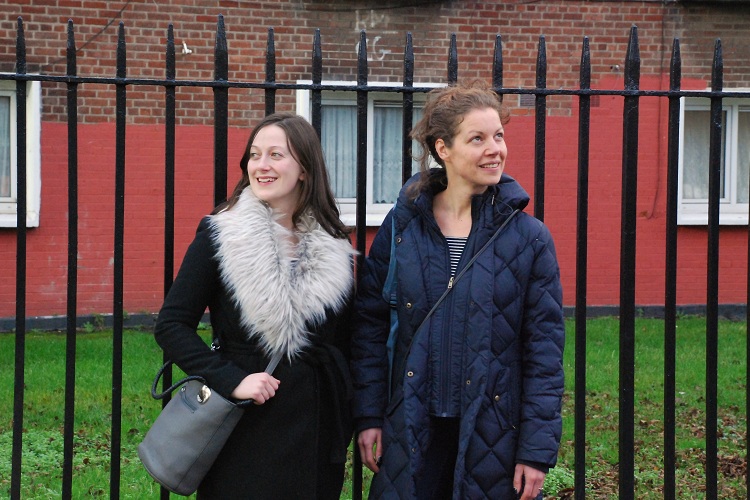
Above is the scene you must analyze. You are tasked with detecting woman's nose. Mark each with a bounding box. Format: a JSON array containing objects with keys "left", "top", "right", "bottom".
[
  {"left": 486, "top": 141, "right": 502, "bottom": 155},
  {"left": 256, "top": 156, "right": 271, "bottom": 169}
]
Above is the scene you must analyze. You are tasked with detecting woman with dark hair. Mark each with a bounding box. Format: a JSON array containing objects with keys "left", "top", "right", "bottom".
[
  {"left": 154, "top": 112, "right": 355, "bottom": 499},
  {"left": 352, "top": 82, "right": 565, "bottom": 500}
]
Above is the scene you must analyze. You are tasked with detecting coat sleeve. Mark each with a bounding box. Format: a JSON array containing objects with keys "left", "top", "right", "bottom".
[
  {"left": 153, "top": 217, "right": 249, "bottom": 399},
  {"left": 350, "top": 211, "right": 394, "bottom": 431},
  {"left": 516, "top": 222, "right": 565, "bottom": 468}
]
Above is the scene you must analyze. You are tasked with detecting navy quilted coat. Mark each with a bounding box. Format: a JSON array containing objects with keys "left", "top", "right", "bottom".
[{"left": 351, "top": 172, "right": 565, "bottom": 499}]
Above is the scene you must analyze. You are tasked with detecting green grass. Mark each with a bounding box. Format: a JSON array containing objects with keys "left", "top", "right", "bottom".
[
  {"left": 559, "top": 316, "right": 747, "bottom": 499},
  {"left": 0, "top": 317, "right": 746, "bottom": 498}
]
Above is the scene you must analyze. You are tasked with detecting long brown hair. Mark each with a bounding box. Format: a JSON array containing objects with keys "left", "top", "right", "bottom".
[
  {"left": 408, "top": 81, "right": 510, "bottom": 197},
  {"left": 215, "top": 112, "right": 348, "bottom": 239}
]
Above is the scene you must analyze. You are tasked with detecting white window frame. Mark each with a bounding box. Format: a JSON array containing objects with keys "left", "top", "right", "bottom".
[
  {"left": 678, "top": 93, "right": 750, "bottom": 225},
  {"left": 297, "top": 81, "right": 441, "bottom": 226},
  {"left": 0, "top": 77, "right": 41, "bottom": 228}
]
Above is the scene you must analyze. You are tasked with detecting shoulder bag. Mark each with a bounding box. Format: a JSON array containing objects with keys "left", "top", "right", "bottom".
[{"left": 138, "top": 349, "right": 282, "bottom": 496}]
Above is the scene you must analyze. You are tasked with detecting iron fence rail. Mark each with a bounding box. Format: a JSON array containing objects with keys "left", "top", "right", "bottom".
[{"left": 6, "top": 14, "right": 750, "bottom": 500}]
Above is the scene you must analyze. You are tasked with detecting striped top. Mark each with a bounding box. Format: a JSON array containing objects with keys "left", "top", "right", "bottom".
[{"left": 445, "top": 236, "right": 468, "bottom": 277}]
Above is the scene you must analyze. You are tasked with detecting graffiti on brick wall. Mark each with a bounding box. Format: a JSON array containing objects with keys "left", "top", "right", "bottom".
[{"left": 355, "top": 10, "right": 394, "bottom": 62}]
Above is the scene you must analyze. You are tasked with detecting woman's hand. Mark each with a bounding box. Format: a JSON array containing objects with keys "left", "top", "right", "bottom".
[
  {"left": 357, "top": 427, "right": 383, "bottom": 473},
  {"left": 230, "top": 373, "right": 280, "bottom": 404},
  {"left": 514, "top": 463, "right": 546, "bottom": 499}
]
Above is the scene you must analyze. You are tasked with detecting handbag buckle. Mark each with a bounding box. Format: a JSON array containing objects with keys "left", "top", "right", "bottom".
[{"left": 197, "top": 385, "right": 211, "bottom": 404}]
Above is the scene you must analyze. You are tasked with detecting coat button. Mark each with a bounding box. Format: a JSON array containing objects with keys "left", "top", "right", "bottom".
[
  {"left": 494, "top": 395, "right": 500, "bottom": 401},
  {"left": 405, "top": 302, "right": 412, "bottom": 309},
  {"left": 396, "top": 237, "right": 402, "bottom": 244},
  {"left": 466, "top": 379, "right": 471, "bottom": 385},
  {"left": 411, "top": 447, "right": 416, "bottom": 453},
  {"left": 407, "top": 371, "right": 414, "bottom": 377}
]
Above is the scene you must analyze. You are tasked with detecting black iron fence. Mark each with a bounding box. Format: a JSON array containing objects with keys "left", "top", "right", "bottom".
[{"left": 3, "top": 14, "right": 750, "bottom": 500}]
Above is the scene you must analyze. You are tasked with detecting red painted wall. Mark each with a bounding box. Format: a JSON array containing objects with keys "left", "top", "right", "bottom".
[
  {"left": 2, "top": 72, "right": 747, "bottom": 319},
  {"left": 2, "top": 122, "right": 248, "bottom": 318}
]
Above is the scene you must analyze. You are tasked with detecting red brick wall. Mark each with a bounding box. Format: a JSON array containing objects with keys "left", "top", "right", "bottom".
[
  {"left": 1, "top": 1, "right": 749, "bottom": 318},
  {"left": 2, "top": 1, "right": 749, "bottom": 122}
]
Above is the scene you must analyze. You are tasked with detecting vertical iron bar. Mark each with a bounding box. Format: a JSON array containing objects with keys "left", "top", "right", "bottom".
[
  {"left": 62, "top": 19, "right": 78, "bottom": 500},
  {"left": 705, "top": 39, "right": 723, "bottom": 500},
  {"left": 11, "top": 17, "right": 27, "bottom": 500},
  {"left": 311, "top": 29, "right": 322, "bottom": 138},
  {"left": 492, "top": 35, "right": 503, "bottom": 94},
  {"left": 164, "top": 27, "right": 176, "bottom": 307},
  {"left": 265, "top": 28, "right": 276, "bottom": 116},
  {"left": 214, "top": 15, "right": 229, "bottom": 207},
  {"left": 574, "top": 36, "right": 590, "bottom": 500},
  {"left": 534, "top": 35, "right": 547, "bottom": 221},
  {"left": 160, "top": 22, "right": 177, "bottom": 500},
  {"left": 355, "top": 31, "right": 368, "bottom": 260},
  {"left": 402, "top": 33, "right": 414, "bottom": 185},
  {"left": 448, "top": 33, "right": 457, "bottom": 85},
  {"left": 109, "top": 21, "right": 127, "bottom": 498},
  {"left": 663, "top": 38, "right": 681, "bottom": 500},
  {"left": 618, "top": 26, "right": 640, "bottom": 500},
  {"left": 351, "top": 31, "right": 368, "bottom": 500}
]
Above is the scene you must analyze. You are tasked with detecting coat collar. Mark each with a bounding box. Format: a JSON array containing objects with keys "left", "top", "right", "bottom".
[
  {"left": 395, "top": 170, "right": 530, "bottom": 230},
  {"left": 209, "top": 188, "right": 355, "bottom": 358}
]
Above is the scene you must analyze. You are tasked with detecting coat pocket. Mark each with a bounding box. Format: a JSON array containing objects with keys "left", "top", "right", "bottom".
[{"left": 488, "top": 362, "right": 520, "bottom": 431}]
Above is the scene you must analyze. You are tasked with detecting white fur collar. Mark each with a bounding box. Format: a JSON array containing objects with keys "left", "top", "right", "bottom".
[{"left": 209, "top": 188, "right": 355, "bottom": 358}]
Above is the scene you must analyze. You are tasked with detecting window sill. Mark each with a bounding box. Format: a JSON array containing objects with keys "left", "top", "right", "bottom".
[
  {"left": 339, "top": 212, "right": 388, "bottom": 227},
  {"left": 0, "top": 211, "right": 40, "bottom": 228},
  {"left": 678, "top": 211, "right": 748, "bottom": 226}
]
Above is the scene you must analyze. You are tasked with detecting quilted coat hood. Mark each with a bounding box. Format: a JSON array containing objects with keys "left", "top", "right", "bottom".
[{"left": 395, "top": 169, "right": 530, "bottom": 229}]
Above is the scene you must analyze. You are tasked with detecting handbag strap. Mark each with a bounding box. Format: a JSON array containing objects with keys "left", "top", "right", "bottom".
[
  {"left": 382, "top": 209, "right": 398, "bottom": 306},
  {"left": 150, "top": 349, "right": 284, "bottom": 401},
  {"left": 150, "top": 361, "right": 204, "bottom": 400},
  {"left": 410, "top": 208, "right": 520, "bottom": 342}
]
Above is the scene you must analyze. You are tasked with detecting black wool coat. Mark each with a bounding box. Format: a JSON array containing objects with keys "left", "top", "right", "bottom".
[{"left": 154, "top": 189, "right": 355, "bottom": 499}]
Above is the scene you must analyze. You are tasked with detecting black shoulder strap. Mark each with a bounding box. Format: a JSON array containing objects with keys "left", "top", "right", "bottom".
[
  {"left": 400, "top": 206, "right": 521, "bottom": 371},
  {"left": 416, "top": 208, "right": 520, "bottom": 332}
]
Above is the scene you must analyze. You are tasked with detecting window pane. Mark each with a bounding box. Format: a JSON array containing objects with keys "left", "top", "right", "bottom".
[
  {"left": 0, "top": 96, "right": 9, "bottom": 198},
  {"left": 682, "top": 109, "right": 726, "bottom": 200},
  {"left": 373, "top": 105, "right": 423, "bottom": 204},
  {"left": 321, "top": 105, "right": 356, "bottom": 199},
  {"left": 738, "top": 110, "right": 750, "bottom": 204},
  {"left": 373, "top": 106, "right": 402, "bottom": 204}
]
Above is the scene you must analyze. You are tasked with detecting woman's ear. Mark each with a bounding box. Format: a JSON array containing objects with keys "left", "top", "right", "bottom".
[{"left": 434, "top": 138, "right": 449, "bottom": 161}]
